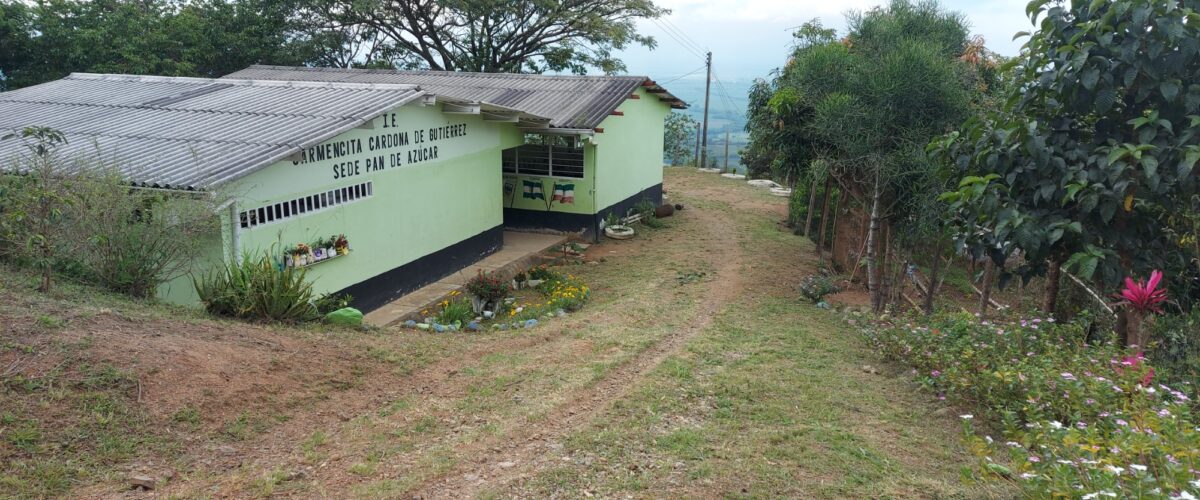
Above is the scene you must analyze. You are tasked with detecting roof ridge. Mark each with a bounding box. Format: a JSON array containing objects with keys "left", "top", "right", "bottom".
[
  {"left": 67, "top": 72, "right": 423, "bottom": 92},
  {"left": 0, "top": 96, "right": 406, "bottom": 121},
  {"left": 245, "top": 65, "right": 649, "bottom": 82}
]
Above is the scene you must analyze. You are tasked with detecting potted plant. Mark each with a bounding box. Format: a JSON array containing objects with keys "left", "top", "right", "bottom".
[
  {"left": 295, "top": 243, "right": 311, "bottom": 266},
  {"left": 602, "top": 212, "right": 634, "bottom": 240},
  {"left": 465, "top": 270, "right": 511, "bottom": 314},
  {"left": 512, "top": 270, "right": 528, "bottom": 289},
  {"left": 334, "top": 234, "right": 350, "bottom": 255}
]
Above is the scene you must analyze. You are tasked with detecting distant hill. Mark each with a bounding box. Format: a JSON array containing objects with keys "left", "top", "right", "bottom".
[{"left": 661, "top": 77, "right": 753, "bottom": 170}]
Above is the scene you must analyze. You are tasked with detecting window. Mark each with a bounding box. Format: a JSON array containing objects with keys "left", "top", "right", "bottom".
[
  {"left": 238, "top": 181, "right": 373, "bottom": 229},
  {"left": 502, "top": 134, "right": 585, "bottom": 179}
]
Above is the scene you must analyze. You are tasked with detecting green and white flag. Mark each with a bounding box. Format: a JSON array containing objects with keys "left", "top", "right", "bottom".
[
  {"left": 552, "top": 183, "right": 575, "bottom": 204},
  {"left": 522, "top": 180, "right": 545, "bottom": 200}
]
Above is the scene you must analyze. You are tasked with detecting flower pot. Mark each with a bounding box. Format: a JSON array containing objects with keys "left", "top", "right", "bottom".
[
  {"left": 298, "top": 254, "right": 308, "bottom": 266},
  {"left": 284, "top": 255, "right": 293, "bottom": 268},
  {"left": 604, "top": 224, "right": 635, "bottom": 240},
  {"left": 527, "top": 279, "right": 544, "bottom": 288},
  {"left": 314, "top": 248, "right": 325, "bottom": 260},
  {"left": 469, "top": 294, "right": 487, "bottom": 314},
  {"left": 327, "top": 247, "right": 336, "bottom": 258}
]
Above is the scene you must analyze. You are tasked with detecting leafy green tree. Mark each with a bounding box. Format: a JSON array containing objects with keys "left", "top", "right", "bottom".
[
  {"left": 938, "top": 0, "right": 1200, "bottom": 325},
  {"left": 663, "top": 112, "right": 698, "bottom": 166},
  {"left": 0, "top": 0, "right": 328, "bottom": 90},
  {"left": 301, "top": 0, "right": 666, "bottom": 73},
  {"left": 797, "top": 0, "right": 975, "bottom": 311}
]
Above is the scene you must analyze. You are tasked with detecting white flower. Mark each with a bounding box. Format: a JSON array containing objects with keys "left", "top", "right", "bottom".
[
  {"left": 1020, "top": 473, "right": 1037, "bottom": 479},
  {"left": 960, "top": 414, "right": 973, "bottom": 420},
  {"left": 985, "top": 435, "right": 993, "bottom": 443},
  {"left": 1172, "top": 491, "right": 1198, "bottom": 500},
  {"left": 1106, "top": 465, "right": 1124, "bottom": 475},
  {"left": 1049, "top": 420, "right": 1064, "bottom": 429},
  {"left": 1131, "top": 464, "right": 1148, "bottom": 472}
]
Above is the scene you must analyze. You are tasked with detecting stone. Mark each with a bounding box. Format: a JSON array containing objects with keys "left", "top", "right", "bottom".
[
  {"left": 404, "top": 319, "right": 417, "bottom": 327},
  {"left": 324, "top": 307, "right": 363, "bottom": 326},
  {"left": 129, "top": 475, "right": 156, "bottom": 490},
  {"left": 524, "top": 319, "right": 539, "bottom": 328},
  {"left": 816, "top": 301, "right": 832, "bottom": 309},
  {"left": 466, "top": 321, "right": 482, "bottom": 331},
  {"left": 861, "top": 365, "right": 880, "bottom": 375},
  {"left": 416, "top": 323, "right": 430, "bottom": 330},
  {"left": 433, "top": 324, "right": 447, "bottom": 333},
  {"left": 497, "top": 461, "right": 517, "bottom": 469}
]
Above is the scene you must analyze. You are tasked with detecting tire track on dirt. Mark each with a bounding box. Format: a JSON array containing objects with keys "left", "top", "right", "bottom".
[{"left": 412, "top": 203, "right": 747, "bottom": 498}]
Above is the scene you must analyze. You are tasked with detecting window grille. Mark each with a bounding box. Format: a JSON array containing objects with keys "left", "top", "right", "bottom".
[
  {"left": 502, "top": 134, "right": 585, "bottom": 179},
  {"left": 239, "top": 181, "right": 373, "bottom": 229}
]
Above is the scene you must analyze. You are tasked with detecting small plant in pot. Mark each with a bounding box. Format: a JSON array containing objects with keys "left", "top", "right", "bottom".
[
  {"left": 465, "top": 270, "right": 511, "bottom": 314},
  {"left": 512, "top": 270, "right": 528, "bottom": 289},
  {"left": 602, "top": 212, "right": 634, "bottom": 240}
]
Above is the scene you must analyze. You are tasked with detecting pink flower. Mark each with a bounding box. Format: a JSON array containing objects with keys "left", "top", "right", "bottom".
[{"left": 1117, "top": 270, "right": 1168, "bottom": 314}]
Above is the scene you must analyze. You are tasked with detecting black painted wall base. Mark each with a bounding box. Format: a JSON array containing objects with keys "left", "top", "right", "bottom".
[
  {"left": 337, "top": 225, "right": 504, "bottom": 313},
  {"left": 503, "top": 183, "right": 664, "bottom": 243}
]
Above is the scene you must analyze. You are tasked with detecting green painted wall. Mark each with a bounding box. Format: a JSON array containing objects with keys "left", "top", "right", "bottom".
[
  {"left": 593, "top": 87, "right": 672, "bottom": 210},
  {"left": 157, "top": 100, "right": 509, "bottom": 305},
  {"left": 154, "top": 87, "right": 673, "bottom": 307}
]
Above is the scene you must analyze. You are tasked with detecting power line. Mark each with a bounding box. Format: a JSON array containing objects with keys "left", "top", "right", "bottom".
[
  {"left": 650, "top": 19, "right": 706, "bottom": 60},
  {"left": 660, "top": 17, "right": 707, "bottom": 55},
  {"left": 659, "top": 64, "right": 708, "bottom": 85}
]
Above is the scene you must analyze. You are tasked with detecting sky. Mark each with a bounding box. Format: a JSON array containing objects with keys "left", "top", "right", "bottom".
[{"left": 614, "top": 0, "right": 1033, "bottom": 84}]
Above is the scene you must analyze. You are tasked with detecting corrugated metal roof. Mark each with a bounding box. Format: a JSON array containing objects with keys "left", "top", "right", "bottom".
[
  {"left": 222, "top": 65, "right": 687, "bottom": 130},
  {"left": 0, "top": 73, "right": 426, "bottom": 190}
]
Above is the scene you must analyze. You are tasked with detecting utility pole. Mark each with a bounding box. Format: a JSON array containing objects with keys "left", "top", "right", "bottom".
[
  {"left": 692, "top": 126, "right": 701, "bottom": 167},
  {"left": 699, "top": 51, "right": 712, "bottom": 169},
  {"left": 723, "top": 129, "right": 730, "bottom": 172}
]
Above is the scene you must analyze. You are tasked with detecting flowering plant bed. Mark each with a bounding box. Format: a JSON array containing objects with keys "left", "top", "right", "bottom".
[
  {"left": 405, "top": 266, "right": 590, "bottom": 333},
  {"left": 858, "top": 311, "right": 1200, "bottom": 498}
]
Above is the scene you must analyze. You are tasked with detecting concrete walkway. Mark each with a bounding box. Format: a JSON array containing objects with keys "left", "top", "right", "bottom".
[{"left": 364, "top": 231, "right": 572, "bottom": 327}]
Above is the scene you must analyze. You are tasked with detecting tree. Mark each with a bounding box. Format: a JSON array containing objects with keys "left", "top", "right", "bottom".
[
  {"left": 1, "top": 127, "right": 77, "bottom": 292},
  {"left": 938, "top": 0, "right": 1200, "bottom": 329},
  {"left": 0, "top": 0, "right": 329, "bottom": 90},
  {"left": 663, "top": 112, "right": 698, "bottom": 166},
  {"left": 303, "top": 0, "right": 666, "bottom": 73},
  {"left": 796, "top": 0, "right": 975, "bottom": 311}
]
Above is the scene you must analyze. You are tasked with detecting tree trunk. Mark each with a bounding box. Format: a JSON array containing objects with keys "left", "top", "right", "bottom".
[
  {"left": 1126, "top": 311, "right": 1145, "bottom": 349},
  {"left": 978, "top": 259, "right": 995, "bottom": 316},
  {"left": 803, "top": 174, "right": 819, "bottom": 235},
  {"left": 866, "top": 173, "right": 883, "bottom": 312},
  {"left": 923, "top": 237, "right": 944, "bottom": 315},
  {"left": 1042, "top": 256, "right": 1063, "bottom": 319},
  {"left": 817, "top": 177, "right": 833, "bottom": 260}
]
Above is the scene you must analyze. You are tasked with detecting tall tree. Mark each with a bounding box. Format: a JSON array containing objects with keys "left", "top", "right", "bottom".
[
  {"left": 797, "top": 0, "right": 975, "bottom": 311},
  {"left": 663, "top": 112, "right": 699, "bottom": 166},
  {"left": 305, "top": 0, "right": 666, "bottom": 73}
]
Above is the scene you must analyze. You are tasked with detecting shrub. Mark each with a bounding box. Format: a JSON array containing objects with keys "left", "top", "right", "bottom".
[
  {"left": 73, "top": 168, "right": 222, "bottom": 298},
  {"left": 464, "top": 270, "right": 511, "bottom": 302},
  {"left": 861, "top": 313, "right": 1200, "bottom": 497},
  {"left": 546, "top": 274, "right": 590, "bottom": 312},
  {"left": 632, "top": 199, "right": 664, "bottom": 228},
  {"left": 193, "top": 253, "right": 318, "bottom": 322},
  {"left": 1, "top": 127, "right": 224, "bottom": 296},
  {"left": 798, "top": 273, "right": 840, "bottom": 303},
  {"left": 528, "top": 265, "right": 561, "bottom": 282}
]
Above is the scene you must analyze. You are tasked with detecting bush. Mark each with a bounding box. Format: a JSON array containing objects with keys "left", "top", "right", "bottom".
[
  {"left": 798, "top": 273, "right": 840, "bottom": 303},
  {"left": 861, "top": 313, "right": 1200, "bottom": 498},
  {"left": 1, "top": 128, "right": 224, "bottom": 296},
  {"left": 632, "top": 199, "right": 664, "bottom": 228},
  {"left": 193, "top": 253, "right": 317, "bottom": 322},
  {"left": 464, "top": 270, "right": 511, "bottom": 302},
  {"left": 528, "top": 265, "right": 561, "bottom": 282}
]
